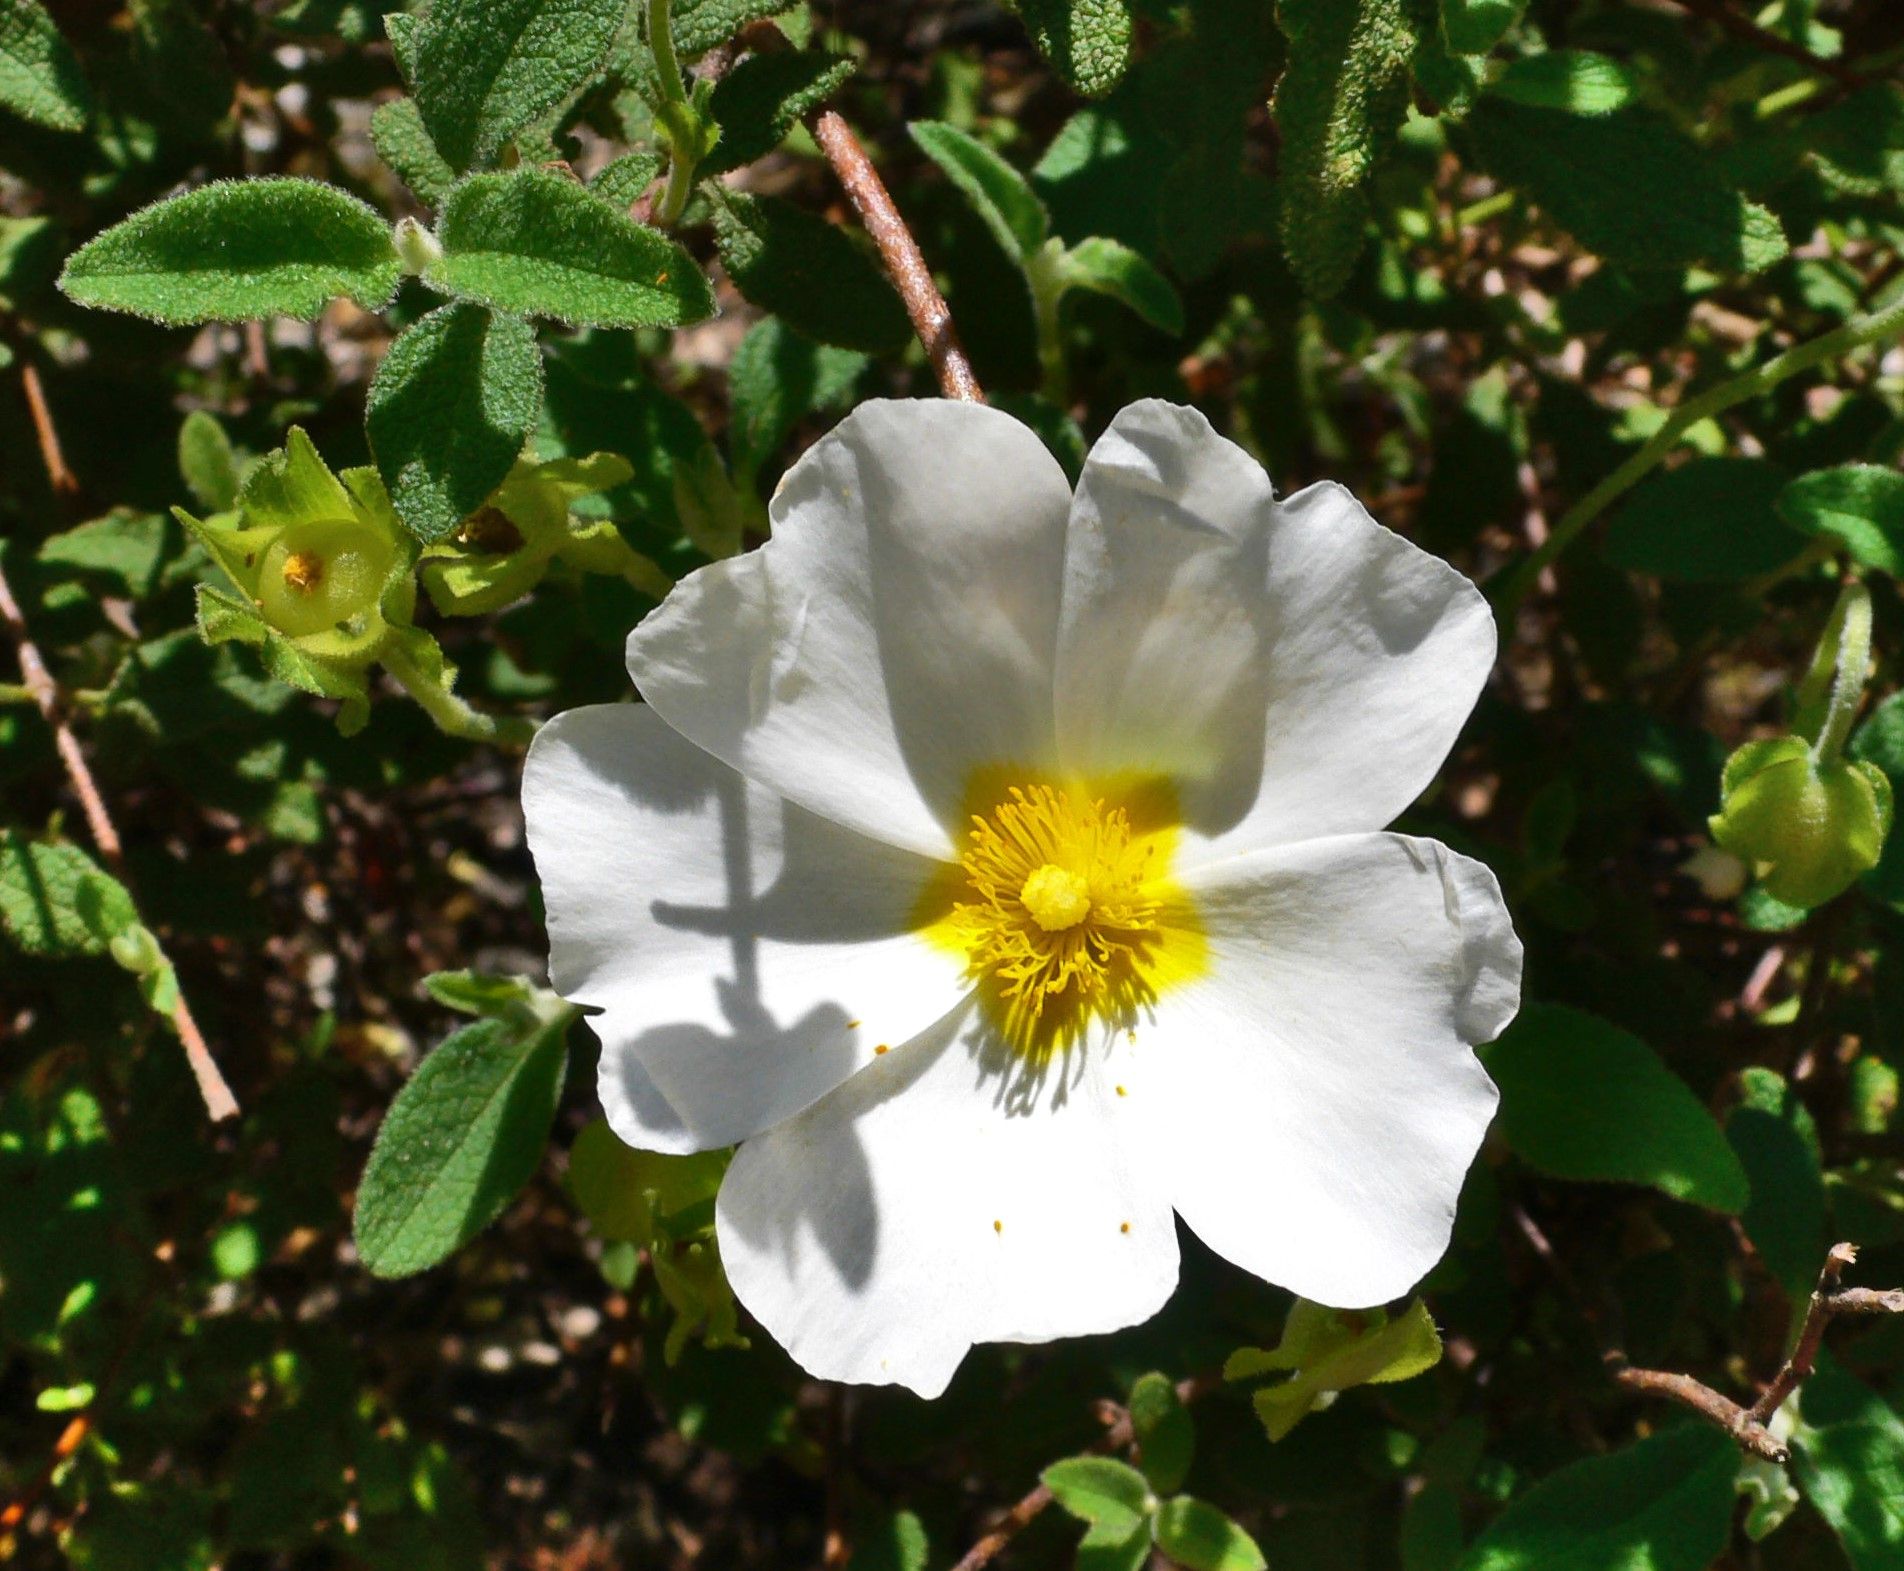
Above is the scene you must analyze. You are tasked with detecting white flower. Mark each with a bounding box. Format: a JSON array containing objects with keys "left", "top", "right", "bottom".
[{"left": 523, "top": 399, "right": 1522, "bottom": 1397}]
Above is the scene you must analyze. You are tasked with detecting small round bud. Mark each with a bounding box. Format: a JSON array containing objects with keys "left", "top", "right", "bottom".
[
  {"left": 1710, "top": 736, "right": 1892, "bottom": 908},
  {"left": 109, "top": 923, "right": 164, "bottom": 976},
  {"left": 256, "top": 517, "right": 395, "bottom": 639}
]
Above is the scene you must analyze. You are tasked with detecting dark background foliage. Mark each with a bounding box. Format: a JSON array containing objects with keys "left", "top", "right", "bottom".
[{"left": 5, "top": 1, "right": 1904, "bottom": 1567}]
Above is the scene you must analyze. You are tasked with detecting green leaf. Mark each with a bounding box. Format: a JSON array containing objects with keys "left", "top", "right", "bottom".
[
  {"left": 1152, "top": 1498, "right": 1266, "bottom": 1571},
  {"left": 238, "top": 424, "right": 355, "bottom": 532},
  {"left": 1042, "top": 1457, "right": 1152, "bottom": 1538},
  {"left": 1482, "top": 1004, "right": 1750, "bottom": 1212},
  {"left": 1793, "top": 1359, "right": 1904, "bottom": 1571},
  {"left": 848, "top": 1509, "right": 930, "bottom": 1571},
  {"left": 1273, "top": 0, "right": 1422, "bottom": 300},
  {"left": 366, "top": 302, "right": 544, "bottom": 544},
  {"left": 193, "top": 585, "right": 374, "bottom": 731},
  {"left": 370, "top": 97, "right": 457, "bottom": 208},
  {"left": 909, "top": 119, "right": 1049, "bottom": 262},
  {"left": 1491, "top": 51, "right": 1638, "bottom": 115},
  {"left": 1465, "top": 100, "right": 1789, "bottom": 274},
  {"left": 1129, "top": 1373, "right": 1194, "bottom": 1495},
  {"left": 590, "top": 150, "right": 666, "bottom": 207},
  {"left": 429, "top": 168, "right": 712, "bottom": 327},
  {"left": 353, "top": 994, "right": 573, "bottom": 1276},
  {"left": 707, "top": 51, "right": 854, "bottom": 171},
  {"left": 728, "top": 315, "right": 867, "bottom": 481},
  {"left": 1779, "top": 465, "right": 1904, "bottom": 577},
  {"left": 1456, "top": 1426, "right": 1741, "bottom": 1571},
  {"left": 411, "top": 0, "right": 624, "bottom": 172},
  {"left": 38, "top": 511, "right": 168, "bottom": 600},
  {"left": 1441, "top": 0, "right": 1526, "bottom": 54},
  {"left": 1603, "top": 457, "right": 1804, "bottom": 582},
  {"left": 177, "top": 410, "right": 240, "bottom": 513},
  {"left": 59, "top": 179, "right": 402, "bottom": 325},
  {"left": 0, "top": 0, "right": 90, "bottom": 131},
  {"left": 1010, "top": 0, "right": 1133, "bottom": 98},
  {"left": 670, "top": 0, "right": 786, "bottom": 57},
  {"left": 0, "top": 834, "right": 137, "bottom": 958},
  {"left": 1079, "top": 1523, "right": 1153, "bottom": 1571},
  {"left": 1060, "top": 236, "right": 1183, "bottom": 333},
  {"left": 1727, "top": 1071, "right": 1827, "bottom": 1301},
  {"left": 712, "top": 190, "right": 911, "bottom": 353}
]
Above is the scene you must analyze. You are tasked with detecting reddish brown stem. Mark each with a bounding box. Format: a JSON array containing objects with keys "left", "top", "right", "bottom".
[
  {"left": 810, "top": 109, "right": 984, "bottom": 404},
  {"left": 1612, "top": 1243, "right": 1902, "bottom": 1464},
  {"left": 1666, "top": 0, "right": 1868, "bottom": 89},
  {"left": 0, "top": 557, "right": 239, "bottom": 1122},
  {"left": 20, "top": 361, "right": 79, "bottom": 497}
]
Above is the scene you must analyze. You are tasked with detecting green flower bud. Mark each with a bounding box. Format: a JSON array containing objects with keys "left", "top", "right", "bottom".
[{"left": 1709, "top": 736, "right": 1892, "bottom": 908}]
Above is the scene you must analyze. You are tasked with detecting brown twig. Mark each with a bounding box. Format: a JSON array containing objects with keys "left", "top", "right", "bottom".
[
  {"left": 19, "top": 360, "right": 79, "bottom": 497},
  {"left": 0, "top": 556, "right": 240, "bottom": 1122},
  {"left": 1611, "top": 1243, "right": 1901, "bottom": 1463},
  {"left": 950, "top": 1373, "right": 1218, "bottom": 1571},
  {"left": 809, "top": 109, "right": 984, "bottom": 404},
  {"left": 1665, "top": 0, "right": 1869, "bottom": 89}
]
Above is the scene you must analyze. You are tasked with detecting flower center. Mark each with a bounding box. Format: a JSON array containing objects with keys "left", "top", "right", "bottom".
[
  {"left": 948, "top": 784, "right": 1174, "bottom": 1053},
  {"left": 281, "top": 549, "right": 325, "bottom": 593}
]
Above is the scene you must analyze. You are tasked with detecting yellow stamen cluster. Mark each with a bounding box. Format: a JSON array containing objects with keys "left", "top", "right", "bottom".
[
  {"left": 950, "top": 784, "right": 1167, "bottom": 1052},
  {"left": 281, "top": 549, "right": 325, "bottom": 594}
]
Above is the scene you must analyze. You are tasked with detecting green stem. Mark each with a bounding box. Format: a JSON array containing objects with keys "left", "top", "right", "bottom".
[
  {"left": 1809, "top": 580, "right": 1873, "bottom": 767},
  {"left": 648, "top": 0, "right": 698, "bottom": 227},
  {"left": 621, "top": 550, "right": 675, "bottom": 602},
  {"left": 1493, "top": 293, "right": 1904, "bottom": 618},
  {"left": 382, "top": 639, "right": 538, "bottom": 750},
  {"left": 1026, "top": 241, "right": 1071, "bottom": 406}
]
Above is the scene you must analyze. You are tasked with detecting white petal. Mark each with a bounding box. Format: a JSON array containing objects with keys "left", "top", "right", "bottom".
[
  {"left": 626, "top": 400, "right": 1073, "bottom": 859},
  {"left": 1055, "top": 401, "right": 1496, "bottom": 861},
  {"left": 522, "top": 704, "right": 968, "bottom": 1153},
  {"left": 1151, "top": 832, "right": 1520, "bottom": 1307},
  {"left": 717, "top": 1002, "right": 1179, "bottom": 1397}
]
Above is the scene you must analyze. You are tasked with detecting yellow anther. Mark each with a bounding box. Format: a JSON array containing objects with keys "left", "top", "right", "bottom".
[
  {"left": 280, "top": 549, "right": 325, "bottom": 594},
  {"left": 1021, "top": 863, "right": 1091, "bottom": 931}
]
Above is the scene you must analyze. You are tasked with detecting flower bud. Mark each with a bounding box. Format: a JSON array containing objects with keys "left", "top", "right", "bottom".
[
  {"left": 1709, "top": 736, "right": 1892, "bottom": 908},
  {"left": 256, "top": 517, "right": 397, "bottom": 639}
]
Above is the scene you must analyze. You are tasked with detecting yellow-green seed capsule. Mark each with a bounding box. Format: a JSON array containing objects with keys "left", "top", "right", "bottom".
[{"left": 1710, "top": 736, "right": 1892, "bottom": 908}]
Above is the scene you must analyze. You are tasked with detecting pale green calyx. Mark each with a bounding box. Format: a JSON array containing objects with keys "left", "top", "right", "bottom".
[
  {"left": 1709, "top": 737, "right": 1890, "bottom": 909},
  {"left": 420, "top": 450, "right": 671, "bottom": 615},
  {"left": 1710, "top": 580, "right": 1892, "bottom": 909},
  {"left": 392, "top": 215, "right": 444, "bottom": 275}
]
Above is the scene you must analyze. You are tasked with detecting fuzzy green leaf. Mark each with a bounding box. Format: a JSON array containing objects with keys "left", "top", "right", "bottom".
[
  {"left": 1441, "top": 0, "right": 1526, "bottom": 54},
  {"left": 1457, "top": 1427, "right": 1740, "bottom": 1571},
  {"left": 728, "top": 316, "right": 866, "bottom": 480},
  {"left": 1465, "top": 99, "right": 1789, "bottom": 274},
  {"left": 1152, "top": 1499, "right": 1265, "bottom": 1571},
  {"left": 366, "top": 302, "right": 544, "bottom": 544},
  {"left": 0, "top": 0, "right": 91, "bottom": 131},
  {"left": 909, "top": 119, "right": 1049, "bottom": 262},
  {"left": 177, "top": 410, "right": 240, "bottom": 513},
  {"left": 1010, "top": 0, "right": 1133, "bottom": 98},
  {"left": 670, "top": 0, "right": 785, "bottom": 57},
  {"left": 1604, "top": 457, "right": 1804, "bottom": 582},
  {"left": 1793, "top": 1359, "right": 1904, "bottom": 1571},
  {"left": 1273, "top": 0, "right": 1421, "bottom": 299},
  {"left": 412, "top": 0, "right": 623, "bottom": 172},
  {"left": 712, "top": 190, "right": 910, "bottom": 353},
  {"left": 1483, "top": 1004, "right": 1750, "bottom": 1212},
  {"left": 1042, "top": 1457, "right": 1152, "bottom": 1538},
  {"left": 1779, "top": 465, "right": 1904, "bottom": 577},
  {"left": 59, "top": 179, "right": 401, "bottom": 325},
  {"left": 1061, "top": 236, "right": 1183, "bottom": 332},
  {"left": 707, "top": 51, "right": 854, "bottom": 171},
  {"left": 428, "top": 168, "right": 713, "bottom": 327},
  {"left": 353, "top": 997, "right": 572, "bottom": 1276},
  {"left": 1492, "top": 50, "right": 1638, "bottom": 115},
  {"left": 37, "top": 511, "right": 169, "bottom": 600},
  {"left": 0, "top": 833, "right": 137, "bottom": 958},
  {"left": 1726, "top": 1076, "right": 1827, "bottom": 1301},
  {"left": 370, "top": 97, "right": 457, "bottom": 208},
  {"left": 1129, "top": 1373, "right": 1194, "bottom": 1495},
  {"left": 590, "top": 150, "right": 666, "bottom": 207}
]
